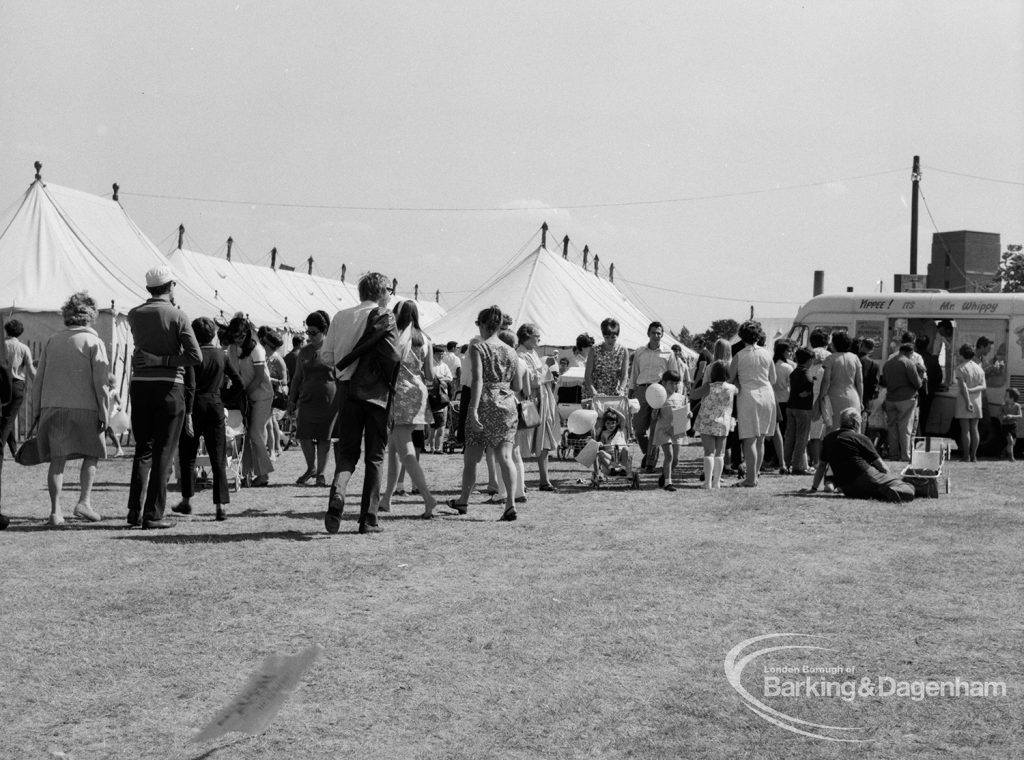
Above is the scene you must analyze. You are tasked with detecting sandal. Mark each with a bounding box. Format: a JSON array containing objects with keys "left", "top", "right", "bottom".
[
  {"left": 445, "top": 499, "right": 468, "bottom": 515},
  {"left": 295, "top": 471, "right": 315, "bottom": 485},
  {"left": 498, "top": 507, "right": 517, "bottom": 522}
]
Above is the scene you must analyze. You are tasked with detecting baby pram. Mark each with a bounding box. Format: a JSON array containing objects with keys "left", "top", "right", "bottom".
[
  {"left": 556, "top": 367, "right": 588, "bottom": 460},
  {"left": 901, "top": 437, "right": 951, "bottom": 497},
  {"left": 574, "top": 395, "right": 640, "bottom": 489}
]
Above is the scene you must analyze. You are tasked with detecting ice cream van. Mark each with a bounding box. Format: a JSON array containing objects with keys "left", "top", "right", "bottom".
[{"left": 785, "top": 292, "right": 1024, "bottom": 438}]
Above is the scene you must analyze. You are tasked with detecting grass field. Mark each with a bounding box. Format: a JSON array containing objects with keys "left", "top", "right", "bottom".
[{"left": 1, "top": 440, "right": 1021, "bottom": 759}]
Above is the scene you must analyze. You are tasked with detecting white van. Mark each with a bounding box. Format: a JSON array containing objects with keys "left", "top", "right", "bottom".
[{"left": 785, "top": 292, "right": 1024, "bottom": 437}]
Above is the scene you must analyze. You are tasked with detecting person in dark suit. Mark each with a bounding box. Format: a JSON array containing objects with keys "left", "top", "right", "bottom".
[
  {"left": 915, "top": 334, "right": 942, "bottom": 436},
  {"left": 174, "top": 317, "right": 242, "bottom": 521},
  {"left": 857, "top": 337, "right": 880, "bottom": 431}
]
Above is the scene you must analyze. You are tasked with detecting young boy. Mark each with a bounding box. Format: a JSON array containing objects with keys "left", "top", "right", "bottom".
[
  {"left": 104, "top": 373, "right": 126, "bottom": 457},
  {"left": 650, "top": 370, "right": 684, "bottom": 491},
  {"left": 999, "top": 388, "right": 1022, "bottom": 462}
]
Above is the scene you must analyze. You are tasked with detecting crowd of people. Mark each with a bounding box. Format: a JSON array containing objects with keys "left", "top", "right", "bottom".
[{"left": 0, "top": 269, "right": 1019, "bottom": 531}]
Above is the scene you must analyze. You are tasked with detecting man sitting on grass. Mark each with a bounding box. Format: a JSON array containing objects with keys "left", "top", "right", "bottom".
[{"left": 804, "top": 408, "right": 915, "bottom": 503}]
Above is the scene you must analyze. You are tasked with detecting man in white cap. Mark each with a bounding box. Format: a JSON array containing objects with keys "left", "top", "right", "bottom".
[{"left": 126, "top": 265, "right": 201, "bottom": 529}]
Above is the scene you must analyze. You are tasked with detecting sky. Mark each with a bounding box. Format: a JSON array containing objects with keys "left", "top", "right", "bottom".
[{"left": 1, "top": 1, "right": 1022, "bottom": 335}]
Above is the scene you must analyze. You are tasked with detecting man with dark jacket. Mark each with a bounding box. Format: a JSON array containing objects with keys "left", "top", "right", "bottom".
[
  {"left": 857, "top": 338, "right": 880, "bottom": 410},
  {"left": 127, "top": 266, "right": 202, "bottom": 529},
  {"left": 806, "top": 409, "right": 914, "bottom": 502},
  {"left": 915, "top": 334, "right": 942, "bottom": 436},
  {"left": 320, "top": 272, "right": 397, "bottom": 534}
]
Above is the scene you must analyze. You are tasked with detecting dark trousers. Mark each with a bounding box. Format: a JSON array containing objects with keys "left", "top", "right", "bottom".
[
  {"left": 0, "top": 396, "right": 13, "bottom": 510},
  {"left": 178, "top": 394, "right": 230, "bottom": 505},
  {"left": 334, "top": 390, "right": 389, "bottom": 523},
  {"left": 128, "top": 382, "right": 186, "bottom": 521},
  {"left": 456, "top": 386, "right": 471, "bottom": 444},
  {"left": 840, "top": 468, "right": 915, "bottom": 503},
  {"left": 2, "top": 379, "right": 25, "bottom": 455}
]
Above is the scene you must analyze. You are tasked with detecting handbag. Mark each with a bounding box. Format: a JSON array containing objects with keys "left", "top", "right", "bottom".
[
  {"left": 221, "top": 380, "right": 247, "bottom": 412},
  {"left": 517, "top": 398, "right": 541, "bottom": 430},
  {"left": 428, "top": 377, "right": 450, "bottom": 412},
  {"left": 15, "top": 421, "right": 43, "bottom": 466}
]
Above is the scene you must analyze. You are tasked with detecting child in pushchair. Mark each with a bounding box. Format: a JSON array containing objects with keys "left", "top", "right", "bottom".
[{"left": 594, "top": 407, "right": 631, "bottom": 481}]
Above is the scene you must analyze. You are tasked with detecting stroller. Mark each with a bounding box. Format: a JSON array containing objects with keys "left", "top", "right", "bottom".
[
  {"left": 556, "top": 367, "right": 588, "bottom": 460},
  {"left": 574, "top": 396, "right": 641, "bottom": 489}
]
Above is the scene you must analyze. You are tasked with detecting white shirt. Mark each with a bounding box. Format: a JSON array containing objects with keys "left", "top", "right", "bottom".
[
  {"left": 629, "top": 345, "right": 680, "bottom": 389},
  {"left": 441, "top": 351, "right": 461, "bottom": 379},
  {"left": 433, "top": 361, "right": 454, "bottom": 384},
  {"left": 320, "top": 300, "right": 378, "bottom": 381}
]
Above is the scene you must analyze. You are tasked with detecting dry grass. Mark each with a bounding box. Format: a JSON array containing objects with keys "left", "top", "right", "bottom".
[{"left": 0, "top": 440, "right": 1021, "bottom": 759}]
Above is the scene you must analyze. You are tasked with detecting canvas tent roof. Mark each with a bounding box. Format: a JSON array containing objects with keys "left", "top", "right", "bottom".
[
  {"left": 165, "top": 247, "right": 295, "bottom": 327},
  {"left": 165, "top": 247, "right": 446, "bottom": 330},
  {"left": 426, "top": 244, "right": 690, "bottom": 355},
  {"left": 0, "top": 180, "right": 220, "bottom": 318}
]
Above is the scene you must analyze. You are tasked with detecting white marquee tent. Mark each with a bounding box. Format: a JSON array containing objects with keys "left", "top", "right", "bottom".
[
  {"left": 165, "top": 247, "right": 447, "bottom": 330},
  {"left": 0, "top": 179, "right": 225, "bottom": 407},
  {"left": 427, "top": 243, "right": 691, "bottom": 359}
]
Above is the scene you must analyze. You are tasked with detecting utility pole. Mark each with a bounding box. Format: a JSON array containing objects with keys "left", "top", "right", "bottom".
[{"left": 910, "top": 155, "right": 921, "bottom": 275}]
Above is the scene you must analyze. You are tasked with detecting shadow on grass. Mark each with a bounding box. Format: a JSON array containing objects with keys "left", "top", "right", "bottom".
[
  {"left": 116, "top": 529, "right": 316, "bottom": 543},
  {"left": 1, "top": 520, "right": 135, "bottom": 532},
  {"left": 187, "top": 736, "right": 249, "bottom": 759}
]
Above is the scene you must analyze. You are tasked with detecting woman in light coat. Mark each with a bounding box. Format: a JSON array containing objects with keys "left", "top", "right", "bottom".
[{"left": 31, "top": 292, "right": 110, "bottom": 525}]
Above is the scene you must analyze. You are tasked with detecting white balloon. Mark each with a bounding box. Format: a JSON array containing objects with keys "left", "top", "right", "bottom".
[
  {"left": 109, "top": 410, "right": 131, "bottom": 435},
  {"left": 567, "top": 408, "right": 598, "bottom": 435},
  {"left": 645, "top": 383, "right": 668, "bottom": 409}
]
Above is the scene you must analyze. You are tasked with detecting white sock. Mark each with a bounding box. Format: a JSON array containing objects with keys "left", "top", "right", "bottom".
[
  {"left": 702, "top": 457, "right": 714, "bottom": 489},
  {"left": 712, "top": 456, "right": 725, "bottom": 488}
]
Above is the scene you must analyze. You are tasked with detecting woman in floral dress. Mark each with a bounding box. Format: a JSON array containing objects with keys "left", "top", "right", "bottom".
[
  {"left": 690, "top": 360, "right": 739, "bottom": 489},
  {"left": 583, "top": 317, "right": 629, "bottom": 400},
  {"left": 517, "top": 323, "right": 560, "bottom": 491},
  {"left": 448, "top": 306, "right": 522, "bottom": 521},
  {"left": 380, "top": 300, "right": 438, "bottom": 517}
]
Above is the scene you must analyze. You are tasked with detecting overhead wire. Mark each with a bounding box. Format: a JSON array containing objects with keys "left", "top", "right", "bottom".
[
  {"left": 923, "top": 166, "right": 1024, "bottom": 187},
  {"left": 917, "top": 186, "right": 991, "bottom": 292},
  {"left": 116, "top": 168, "right": 907, "bottom": 213}
]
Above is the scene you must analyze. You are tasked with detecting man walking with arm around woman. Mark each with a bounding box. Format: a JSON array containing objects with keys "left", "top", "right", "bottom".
[{"left": 320, "top": 272, "right": 398, "bottom": 535}]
